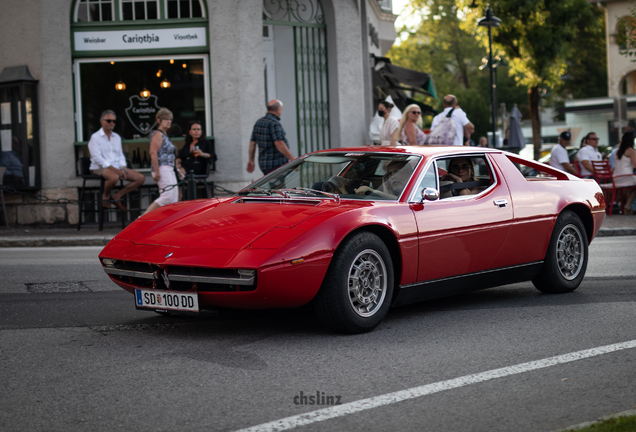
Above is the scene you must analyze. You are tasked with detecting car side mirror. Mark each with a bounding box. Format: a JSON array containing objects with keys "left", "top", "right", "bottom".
[{"left": 421, "top": 187, "right": 439, "bottom": 202}]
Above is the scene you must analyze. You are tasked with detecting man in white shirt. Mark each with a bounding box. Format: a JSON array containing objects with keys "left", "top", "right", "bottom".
[
  {"left": 430, "top": 95, "right": 475, "bottom": 146},
  {"left": 549, "top": 131, "right": 577, "bottom": 175},
  {"left": 575, "top": 132, "right": 602, "bottom": 178},
  {"left": 88, "top": 110, "right": 145, "bottom": 210}
]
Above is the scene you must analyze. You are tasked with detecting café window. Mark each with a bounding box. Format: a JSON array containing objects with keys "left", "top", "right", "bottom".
[
  {"left": 122, "top": 0, "right": 158, "bottom": 20},
  {"left": 166, "top": 0, "right": 204, "bottom": 18},
  {"left": 74, "top": 55, "right": 210, "bottom": 142},
  {"left": 73, "top": 0, "right": 205, "bottom": 22},
  {"left": 76, "top": 0, "right": 114, "bottom": 22}
]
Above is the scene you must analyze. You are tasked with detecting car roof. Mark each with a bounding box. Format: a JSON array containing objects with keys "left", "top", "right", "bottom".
[{"left": 312, "top": 145, "right": 503, "bottom": 158}]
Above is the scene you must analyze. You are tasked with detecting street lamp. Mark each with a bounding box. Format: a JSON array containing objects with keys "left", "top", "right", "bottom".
[{"left": 478, "top": 5, "right": 501, "bottom": 146}]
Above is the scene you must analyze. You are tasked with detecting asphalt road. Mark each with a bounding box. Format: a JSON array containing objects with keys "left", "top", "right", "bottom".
[{"left": 1, "top": 237, "right": 635, "bottom": 432}]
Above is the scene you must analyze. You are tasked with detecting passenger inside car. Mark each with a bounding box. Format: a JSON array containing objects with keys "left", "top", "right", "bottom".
[{"left": 354, "top": 160, "right": 413, "bottom": 199}]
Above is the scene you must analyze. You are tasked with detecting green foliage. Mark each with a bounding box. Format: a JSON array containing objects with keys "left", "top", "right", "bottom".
[
  {"left": 387, "top": 0, "right": 528, "bottom": 140},
  {"left": 569, "top": 414, "right": 636, "bottom": 432},
  {"left": 545, "top": 3, "right": 607, "bottom": 120},
  {"left": 469, "top": 0, "right": 597, "bottom": 90},
  {"left": 387, "top": 0, "right": 605, "bottom": 145}
]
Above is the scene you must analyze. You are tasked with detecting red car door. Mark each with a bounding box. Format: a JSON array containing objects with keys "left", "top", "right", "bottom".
[{"left": 411, "top": 154, "right": 513, "bottom": 282}]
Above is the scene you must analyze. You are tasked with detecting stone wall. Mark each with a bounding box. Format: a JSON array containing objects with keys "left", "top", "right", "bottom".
[{"left": 3, "top": 187, "right": 78, "bottom": 226}]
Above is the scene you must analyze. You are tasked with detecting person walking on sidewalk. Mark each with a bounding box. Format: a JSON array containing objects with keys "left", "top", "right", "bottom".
[
  {"left": 143, "top": 108, "right": 179, "bottom": 215},
  {"left": 247, "top": 100, "right": 294, "bottom": 175},
  {"left": 88, "top": 110, "right": 145, "bottom": 210}
]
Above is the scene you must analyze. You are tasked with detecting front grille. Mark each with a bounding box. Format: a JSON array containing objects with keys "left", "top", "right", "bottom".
[{"left": 102, "top": 260, "right": 256, "bottom": 292}]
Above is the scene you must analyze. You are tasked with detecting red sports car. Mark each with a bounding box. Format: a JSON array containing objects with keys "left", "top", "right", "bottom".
[{"left": 99, "top": 146, "right": 606, "bottom": 333}]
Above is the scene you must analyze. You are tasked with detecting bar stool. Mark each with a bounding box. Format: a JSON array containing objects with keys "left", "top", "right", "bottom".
[{"left": 77, "top": 157, "right": 126, "bottom": 231}]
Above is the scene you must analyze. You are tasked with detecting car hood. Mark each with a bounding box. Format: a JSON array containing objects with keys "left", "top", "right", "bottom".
[{"left": 129, "top": 197, "right": 337, "bottom": 250}]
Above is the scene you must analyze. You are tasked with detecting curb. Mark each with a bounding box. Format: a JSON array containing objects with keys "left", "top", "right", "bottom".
[
  {"left": 555, "top": 408, "right": 636, "bottom": 431},
  {"left": 596, "top": 227, "right": 636, "bottom": 237},
  {"left": 0, "top": 236, "right": 115, "bottom": 247}
]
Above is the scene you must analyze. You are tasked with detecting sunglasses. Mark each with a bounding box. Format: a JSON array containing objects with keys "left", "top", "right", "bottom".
[
  {"left": 411, "top": 111, "right": 421, "bottom": 115},
  {"left": 450, "top": 163, "right": 471, "bottom": 172},
  {"left": 587, "top": 137, "right": 599, "bottom": 141},
  {"left": 103, "top": 119, "right": 116, "bottom": 123}
]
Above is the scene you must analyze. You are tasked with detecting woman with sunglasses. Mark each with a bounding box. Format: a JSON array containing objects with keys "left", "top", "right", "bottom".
[
  {"left": 398, "top": 104, "right": 426, "bottom": 146},
  {"left": 440, "top": 157, "right": 483, "bottom": 196}
]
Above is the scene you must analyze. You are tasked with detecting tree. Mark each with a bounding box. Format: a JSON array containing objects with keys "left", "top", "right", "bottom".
[
  {"left": 549, "top": 4, "right": 607, "bottom": 113},
  {"left": 388, "top": 0, "right": 528, "bottom": 142},
  {"left": 468, "top": 0, "right": 598, "bottom": 159}
]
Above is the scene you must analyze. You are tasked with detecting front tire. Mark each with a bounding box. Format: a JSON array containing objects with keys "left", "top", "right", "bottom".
[
  {"left": 314, "top": 232, "right": 394, "bottom": 334},
  {"left": 532, "top": 211, "right": 588, "bottom": 293}
]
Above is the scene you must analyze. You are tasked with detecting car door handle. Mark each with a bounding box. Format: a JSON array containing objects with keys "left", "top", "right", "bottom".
[{"left": 494, "top": 199, "right": 508, "bottom": 208}]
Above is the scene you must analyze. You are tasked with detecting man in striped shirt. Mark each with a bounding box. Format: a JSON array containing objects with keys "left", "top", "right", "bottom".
[{"left": 247, "top": 100, "right": 294, "bottom": 175}]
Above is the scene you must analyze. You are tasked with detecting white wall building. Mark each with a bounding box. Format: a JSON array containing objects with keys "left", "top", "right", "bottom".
[{"left": 0, "top": 0, "right": 397, "bottom": 225}]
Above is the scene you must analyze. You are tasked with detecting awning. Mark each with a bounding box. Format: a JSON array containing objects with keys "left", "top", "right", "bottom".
[{"left": 372, "top": 54, "right": 439, "bottom": 115}]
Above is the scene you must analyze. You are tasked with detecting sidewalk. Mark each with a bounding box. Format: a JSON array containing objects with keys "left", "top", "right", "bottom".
[{"left": 0, "top": 214, "right": 634, "bottom": 247}]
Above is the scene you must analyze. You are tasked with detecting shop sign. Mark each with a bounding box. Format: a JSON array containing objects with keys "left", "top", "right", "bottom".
[
  {"left": 125, "top": 95, "right": 161, "bottom": 135},
  {"left": 74, "top": 27, "right": 206, "bottom": 52}
]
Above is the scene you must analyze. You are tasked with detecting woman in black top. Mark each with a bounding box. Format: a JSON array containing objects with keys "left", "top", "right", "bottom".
[{"left": 176, "top": 120, "right": 215, "bottom": 177}]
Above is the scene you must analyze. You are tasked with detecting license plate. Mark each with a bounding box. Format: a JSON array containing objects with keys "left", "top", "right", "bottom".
[{"left": 134, "top": 289, "right": 199, "bottom": 314}]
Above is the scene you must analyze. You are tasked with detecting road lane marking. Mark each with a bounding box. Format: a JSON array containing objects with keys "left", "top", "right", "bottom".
[{"left": 235, "top": 339, "right": 636, "bottom": 432}]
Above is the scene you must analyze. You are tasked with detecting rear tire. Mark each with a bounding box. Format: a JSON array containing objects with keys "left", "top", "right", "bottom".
[
  {"left": 314, "top": 232, "right": 394, "bottom": 334},
  {"left": 532, "top": 211, "right": 588, "bottom": 293}
]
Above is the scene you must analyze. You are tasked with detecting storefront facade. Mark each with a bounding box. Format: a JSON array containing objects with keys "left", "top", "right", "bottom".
[{"left": 0, "top": 0, "right": 396, "bottom": 225}]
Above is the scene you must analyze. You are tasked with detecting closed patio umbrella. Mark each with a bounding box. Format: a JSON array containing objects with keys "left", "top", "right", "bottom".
[{"left": 508, "top": 104, "right": 525, "bottom": 154}]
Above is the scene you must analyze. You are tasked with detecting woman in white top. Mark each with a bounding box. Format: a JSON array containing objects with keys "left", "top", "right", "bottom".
[
  {"left": 378, "top": 100, "right": 399, "bottom": 146},
  {"left": 614, "top": 131, "right": 636, "bottom": 214}
]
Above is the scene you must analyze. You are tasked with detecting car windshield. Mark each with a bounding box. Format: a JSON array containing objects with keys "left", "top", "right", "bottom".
[{"left": 239, "top": 152, "right": 422, "bottom": 201}]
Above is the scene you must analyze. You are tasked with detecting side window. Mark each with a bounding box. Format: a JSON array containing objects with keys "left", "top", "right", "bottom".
[
  {"left": 437, "top": 155, "right": 494, "bottom": 199},
  {"left": 412, "top": 162, "right": 438, "bottom": 200}
]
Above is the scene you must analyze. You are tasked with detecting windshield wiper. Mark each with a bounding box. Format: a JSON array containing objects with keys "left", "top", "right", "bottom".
[
  {"left": 236, "top": 186, "right": 277, "bottom": 196},
  {"left": 279, "top": 188, "right": 340, "bottom": 201}
]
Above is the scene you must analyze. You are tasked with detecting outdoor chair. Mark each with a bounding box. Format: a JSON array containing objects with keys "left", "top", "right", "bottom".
[
  {"left": 591, "top": 160, "right": 636, "bottom": 215},
  {"left": 573, "top": 160, "right": 582, "bottom": 178},
  {"left": 182, "top": 139, "right": 216, "bottom": 200},
  {"left": 77, "top": 157, "right": 126, "bottom": 231},
  {"left": 183, "top": 159, "right": 214, "bottom": 200}
]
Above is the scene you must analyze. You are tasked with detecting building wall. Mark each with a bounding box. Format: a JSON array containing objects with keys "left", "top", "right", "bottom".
[
  {"left": 603, "top": 0, "right": 636, "bottom": 97},
  {"left": 323, "top": 0, "right": 367, "bottom": 148},
  {"left": 207, "top": 0, "right": 264, "bottom": 190},
  {"left": 0, "top": 0, "right": 379, "bottom": 225},
  {"left": 1, "top": 0, "right": 79, "bottom": 224}
]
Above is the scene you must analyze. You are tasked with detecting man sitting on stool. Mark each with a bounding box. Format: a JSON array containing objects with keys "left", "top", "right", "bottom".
[{"left": 88, "top": 110, "right": 145, "bottom": 210}]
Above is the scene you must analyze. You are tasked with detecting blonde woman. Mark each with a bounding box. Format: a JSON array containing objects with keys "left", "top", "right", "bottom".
[
  {"left": 398, "top": 104, "right": 426, "bottom": 145},
  {"left": 143, "top": 108, "right": 179, "bottom": 214}
]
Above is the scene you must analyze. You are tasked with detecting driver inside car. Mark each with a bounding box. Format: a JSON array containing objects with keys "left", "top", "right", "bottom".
[{"left": 354, "top": 161, "right": 413, "bottom": 199}]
